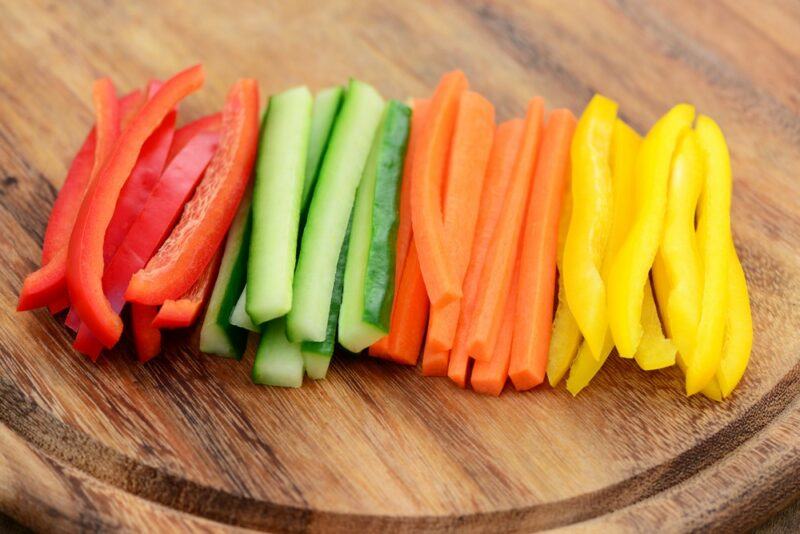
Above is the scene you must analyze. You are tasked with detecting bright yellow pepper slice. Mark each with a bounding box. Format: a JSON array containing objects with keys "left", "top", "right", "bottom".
[
  {"left": 566, "top": 119, "right": 640, "bottom": 395},
  {"left": 652, "top": 253, "right": 723, "bottom": 401},
  {"left": 659, "top": 130, "right": 704, "bottom": 361},
  {"left": 563, "top": 94, "right": 617, "bottom": 360},
  {"left": 608, "top": 104, "right": 695, "bottom": 357},
  {"left": 717, "top": 244, "right": 752, "bottom": 397},
  {"left": 546, "top": 186, "right": 583, "bottom": 386},
  {"left": 687, "top": 115, "right": 732, "bottom": 395},
  {"left": 634, "top": 281, "right": 676, "bottom": 371}
]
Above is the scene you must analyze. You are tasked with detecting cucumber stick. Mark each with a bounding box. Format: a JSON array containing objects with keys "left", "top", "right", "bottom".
[
  {"left": 287, "top": 79, "right": 385, "bottom": 343},
  {"left": 301, "top": 216, "right": 352, "bottom": 379},
  {"left": 246, "top": 86, "right": 312, "bottom": 325},
  {"left": 252, "top": 318, "right": 304, "bottom": 388},
  {"left": 230, "top": 287, "right": 259, "bottom": 332},
  {"left": 338, "top": 101, "right": 410, "bottom": 352},
  {"left": 199, "top": 188, "right": 253, "bottom": 359},
  {"left": 301, "top": 86, "right": 344, "bottom": 216}
]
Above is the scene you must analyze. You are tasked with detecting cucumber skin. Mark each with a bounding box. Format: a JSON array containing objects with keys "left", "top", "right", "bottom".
[
  {"left": 363, "top": 101, "right": 411, "bottom": 329},
  {"left": 287, "top": 80, "right": 385, "bottom": 343},
  {"left": 247, "top": 87, "right": 312, "bottom": 324},
  {"left": 252, "top": 318, "right": 304, "bottom": 388},
  {"left": 301, "top": 215, "right": 352, "bottom": 360},
  {"left": 199, "top": 189, "right": 253, "bottom": 359},
  {"left": 301, "top": 86, "right": 344, "bottom": 220}
]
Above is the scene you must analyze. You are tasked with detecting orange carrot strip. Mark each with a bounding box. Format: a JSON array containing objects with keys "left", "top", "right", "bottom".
[
  {"left": 421, "top": 346, "right": 449, "bottom": 376},
  {"left": 410, "top": 71, "right": 468, "bottom": 308},
  {"left": 425, "top": 91, "right": 495, "bottom": 354},
  {"left": 471, "top": 256, "right": 521, "bottom": 395},
  {"left": 509, "top": 109, "right": 577, "bottom": 390},
  {"left": 467, "top": 98, "right": 545, "bottom": 362},
  {"left": 369, "top": 98, "right": 430, "bottom": 358},
  {"left": 448, "top": 119, "right": 524, "bottom": 386},
  {"left": 385, "top": 241, "right": 430, "bottom": 365}
]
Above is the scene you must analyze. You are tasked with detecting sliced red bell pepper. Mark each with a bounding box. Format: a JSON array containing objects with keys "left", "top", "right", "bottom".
[
  {"left": 151, "top": 249, "right": 222, "bottom": 329},
  {"left": 71, "top": 130, "right": 220, "bottom": 356},
  {"left": 66, "top": 64, "right": 205, "bottom": 348},
  {"left": 125, "top": 78, "right": 260, "bottom": 306},
  {"left": 17, "top": 78, "right": 121, "bottom": 312},
  {"left": 167, "top": 113, "right": 222, "bottom": 162},
  {"left": 131, "top": 304, "right": 162, "bottom": 363}
]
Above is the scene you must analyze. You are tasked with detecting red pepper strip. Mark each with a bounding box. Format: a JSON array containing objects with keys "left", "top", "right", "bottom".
[
  {"left": 168, "top": 113, "right": 222, "bottom": 162},
  {"left": 66, "top": 65, "right": 205, "bottom": 348},
  {"left": 151, "top": 249, "right": 222, "bottom": 329},
  {"left": 131, "top": 304, "right": 162, "bottom": 363},
  {"left": 71, "top": 130, "right": 220, "bottom": 356},
  {"left": 126, "top": 78, "right": 260, "bottom": 306},
  {"left": 17, "top": 79, "right": 121, "bottom": 311},
  {"left": 65, "top": 110, "right": 177, "bottom": 331}
]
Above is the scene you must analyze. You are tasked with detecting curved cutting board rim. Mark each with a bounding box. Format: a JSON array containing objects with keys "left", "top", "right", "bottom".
[{"left": 2, "top": 359, "right": 798, "bottom": 532}]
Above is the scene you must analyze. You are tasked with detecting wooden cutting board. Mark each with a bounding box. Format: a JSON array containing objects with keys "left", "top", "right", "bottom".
[{"left": 1, "top": 1, "right": 799, "bottom": 532}]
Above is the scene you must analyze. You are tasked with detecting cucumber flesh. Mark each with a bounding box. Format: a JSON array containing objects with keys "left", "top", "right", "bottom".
[
  {"left": 338, "top": 101, "right": 410, "bottom": 352},
  {"left": 287, "top": 79, "right": 385, "bottom": 343},
  {"left": 300, "top": 215, "right": 352, "bottom": 378},
  {"left": 363, "top": 101, "right": 410, "bottom": 328},
  {"left": 199, "top": 187, "right": 253, "bottom": 359},
  {"left": 301, "top": 86, "right": 344, "bottom": 218},
  {"left": 252, "top": 318, "right": 304, "bottom": 388},
  {"left": 247, "top": 86, "right": 312, "bottom": 324},
  {"left": 230, "top": 288, "right": 259, "bottom": 333}
]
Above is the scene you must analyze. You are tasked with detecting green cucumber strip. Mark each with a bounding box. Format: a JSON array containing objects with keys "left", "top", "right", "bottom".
[
  {"left": 230, "top": 288, "right": 259, "bottom": 333},
  {"left": 199, "top": 187, "right": 253, "bottom": 359},
  {"left": 287, "top": 79, "right": 385, "bottom": 343},
  {"left": 338, "top": 102, "right": 409, "bottom": 352},
  {"left": 300, "top": 215, "right": 352, "bottom": 378},
  {"left": 247, "top": 86, "right": 313, "bottom": 324},
  {"left": 301, "top": 86, "right": 344, "bottom": 217},
  {"left": 252, "top": 318, "right": 304, "bottom": 388},
  {"left": 362, "top": 101, "right": 410, "bottom": 328}
]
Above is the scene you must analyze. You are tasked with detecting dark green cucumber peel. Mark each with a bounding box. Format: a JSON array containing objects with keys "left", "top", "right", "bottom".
[{"left": 362, "top": 100, "right": 411, "bottom": 329}]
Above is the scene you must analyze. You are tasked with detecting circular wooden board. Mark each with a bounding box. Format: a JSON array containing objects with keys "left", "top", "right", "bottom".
[{"left": 1, "top": 1, "right": 799, "bottom": 531}]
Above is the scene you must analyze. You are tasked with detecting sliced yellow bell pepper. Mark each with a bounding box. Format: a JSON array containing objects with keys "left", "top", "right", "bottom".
[
  {"left": 717, "top": 244, "right": 752, "bottom": 397},
  {"left": 634, "top": 281, "right": 676, "bottom": 371},
  {"left": 565, "top": 119, "right": 640, "bottom": 394},
  {"left": 659, "top": 130, "right": 704, "bottom": 361},
  {"left": 546, "top": 186, "right": 583, "bottom": 386},
  {"left": 608, "top": 104, "right": 695, "bottom": 357},
  {"left": 652, "top": 253, "right": 723, "bottom": 401},
  {"left": 563, "top": 94, "right": 618, "bottom": 360},
  {"left": 687, "top": 115, "right": 732, "bottom": 395}
]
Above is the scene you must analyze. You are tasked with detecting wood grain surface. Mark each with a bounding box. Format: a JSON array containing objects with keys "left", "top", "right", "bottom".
[{"left": 1, "top": 0, "right": 799, "bottom": 532}]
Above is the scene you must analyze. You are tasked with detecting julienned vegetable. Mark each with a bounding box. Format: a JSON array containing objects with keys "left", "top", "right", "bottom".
[
  {"left": 287, "top": 79, "right": 384, "bottom": 343},
  {"left": 301, "top": 86, "right": 344, "bottom": 218},
  {"left": 252, "top": 318, "right": 304, "bottom": 388},
  {"left": 247, "top": 86, "right": 312, "bottom": 325},
  {"left": 339, "top": 100, "right": 410, "bottom": 353},
  {"left": 200, "top": 189, "right": 253, "bottom": 359}
]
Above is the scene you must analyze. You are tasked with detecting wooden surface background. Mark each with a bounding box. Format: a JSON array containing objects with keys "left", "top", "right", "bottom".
[{"left": 1, "top": 0, "right": 800, "bottom": 532}]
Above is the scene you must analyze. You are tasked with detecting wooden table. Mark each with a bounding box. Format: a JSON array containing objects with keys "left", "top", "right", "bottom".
[{"left": 1, "top": 1, "right": 799, "bottom": 532}]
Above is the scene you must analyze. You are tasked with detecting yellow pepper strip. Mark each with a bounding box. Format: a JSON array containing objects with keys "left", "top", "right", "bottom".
[
  {"left": 686, "top": 115, "right": 732, "bottom": 395},
  {"left": 608, "top": 104, "right": 695, "bottom": 357},
  {"left": 717, "top": 244, "right": 752, "bottom": 397},
  {"left": 565, "top": 119, "right": 640, "bottom": 394},
  {"left": 633, "top": 280, "right": 676, "bottom": 371},
  {"left": 563, "top": 94, "right": 618, "bottom": 360},
  {"left": 546, "top": 186, "right": 583, "bottom": 386},
  {"left": 652, "top": 253, "right": 723, "bottom": 401},
  {"left": 659, "top": 130, "right": 704, "bottom": 361}
]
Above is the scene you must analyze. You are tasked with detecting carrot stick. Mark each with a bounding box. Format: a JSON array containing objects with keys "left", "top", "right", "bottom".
[
  {"left": 369, "top": 98, "right": 430, "bottom": 358},
  {"left": 410, "top": 71, "right": 468, "bottom": 308},
  {"left": 447, "top": 119, "right": 524, "bottom": 386},
  {"left": 466, "top": 98, "right": 545, "bottom": 362},
  {"left": 425, "top": 91, "right": 495, "bottom": 355},
  {"left": 471, "top": 256, "right": 521, "bottom": 396},
  {"left": 385, "top": 241, "right": 430, "bottom": 365},
  {"left": 509, "top": 109, "right": 577, "bottom": 390},
  {"left": 421, "top": 346, "right": 449, "bottom": 376}
]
